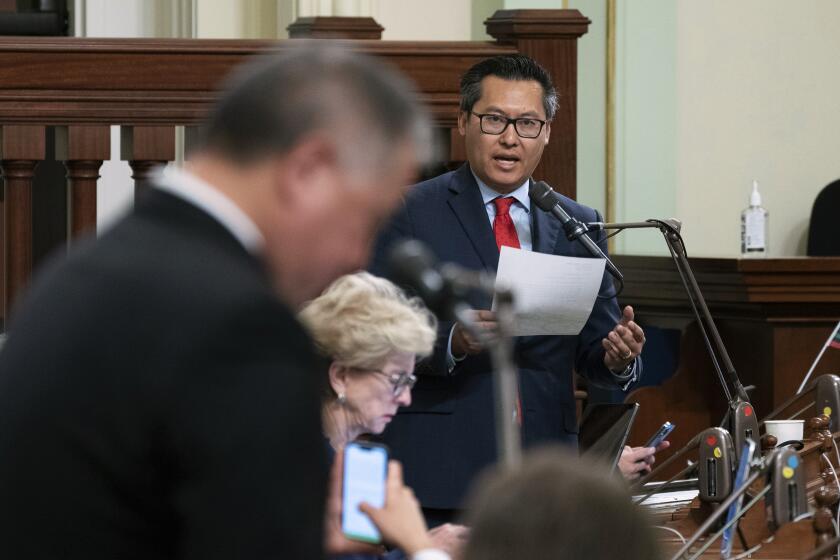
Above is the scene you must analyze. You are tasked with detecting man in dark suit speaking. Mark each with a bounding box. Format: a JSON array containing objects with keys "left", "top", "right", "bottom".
[
  {"left": 371, "top": 54, "right": 647, "bottom": 524},
  {"left": 0, "top": 46, "right": 430, "bottom": 559}
]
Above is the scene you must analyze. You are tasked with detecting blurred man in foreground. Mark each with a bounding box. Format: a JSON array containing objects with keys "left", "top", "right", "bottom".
[{"left": 0, "top": 45, "right": 430, "bottom": 559}]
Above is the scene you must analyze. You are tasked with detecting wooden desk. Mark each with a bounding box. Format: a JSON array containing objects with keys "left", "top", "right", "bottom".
[{"left": 615, "top": 256, "right": 840, "bottom": 469}]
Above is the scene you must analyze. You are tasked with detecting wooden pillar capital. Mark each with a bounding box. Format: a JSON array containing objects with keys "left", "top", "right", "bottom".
[
  {"left": 485, "top": 9, "right": 591, "bottom": 43},
  {"left": 287, "top": 16, "right": 384, "bottom": 39}
]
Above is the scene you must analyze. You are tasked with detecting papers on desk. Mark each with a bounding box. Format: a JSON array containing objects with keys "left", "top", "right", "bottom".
[
  {"left": 492, "top": 246, "right": 606, "bottom": 337},
  {"left": 633, "top": 489, "right": 699, "bottom": 508}
]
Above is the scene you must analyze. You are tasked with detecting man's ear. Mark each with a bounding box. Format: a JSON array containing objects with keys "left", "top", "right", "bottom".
[
  {"left": 275, "top": 134, "right": 340, "bottom": 204},
  {"left": 328, "top": 361, "right": 349, "bottom": 396},
  {"left": 457, "top": 111, "right": 468, "bottom": 137},
  {"left": 543, "top": 121, "right": 551, "bottom": 146}
]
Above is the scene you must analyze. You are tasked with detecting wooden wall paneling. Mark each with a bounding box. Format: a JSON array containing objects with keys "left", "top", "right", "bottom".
[
  {"left": 0, "top": 38, "right": 513, "bottom": 127},
  {"left": 55, "top": 125, "right": 110, "bottom": 238},
  {"left": 614, "top": 255, "right": 840, "bottom": 479},
  {"left": 0, "top": 125, "right": 45, "bottom": 322},
  {"left": 120, "top": 126, "right": 176, "bottom": 198}
]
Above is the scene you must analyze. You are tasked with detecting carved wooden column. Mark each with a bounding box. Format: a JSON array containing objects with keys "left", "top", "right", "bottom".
[
  {"left": 485, "top": 10, "right": 591, "bottom": 200},
  {"left": 0, "top": 125, "right": 45, "bottom": 320},
  {"left": 120, "top": 126, "right": 176, "bottom": 199},
  {"left": 813, "top": 484, "right": 839, "bottom": 555},
  {"left": 287, "top": 17, "right": 383, "bottom": 39},
  {"left": 56, "top": 126, "right": 110, "bottom": 238}
]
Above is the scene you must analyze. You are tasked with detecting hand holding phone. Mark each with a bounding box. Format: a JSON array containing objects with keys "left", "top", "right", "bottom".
[
  {"left": 342, "top": 442, "right": 389, "bottom": 544},
  {"left": 359, "top": 461, "right": 433, "bottom": 555},
  {"left": 644, "top": 421, "right": 675, "bottom": 449}
]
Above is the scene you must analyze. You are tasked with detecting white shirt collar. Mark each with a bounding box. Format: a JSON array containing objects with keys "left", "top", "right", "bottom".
[
  {"left": 471, "top": 170, "right": 531, "bottom": 211},
  {"left": 154, "top": 165, "right": 265, "bottom": 255}
]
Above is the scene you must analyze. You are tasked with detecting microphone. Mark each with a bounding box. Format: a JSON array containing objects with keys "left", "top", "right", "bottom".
[
  {"left": 528, "top": 181, "right": 623, "bottom": 281},
  {"left": 386, "top": 239, "right": 493, "bottom": 318}
]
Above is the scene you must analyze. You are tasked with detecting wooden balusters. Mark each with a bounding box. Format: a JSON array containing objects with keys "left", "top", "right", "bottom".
[
  {"left": 55, "top": 126, "right": 110, "bottom": 238},
  {"left": 762, "top": 433, "right": 779, "bottom": 452},
  {"left": 813, "top": 484, "right": 840, "bottom": 557},
  {"left": 120, "top": 126, "right": 175, "bottom": 199},
  {"left": 0, "top": 125, "right": 45, "bottom": 320}
]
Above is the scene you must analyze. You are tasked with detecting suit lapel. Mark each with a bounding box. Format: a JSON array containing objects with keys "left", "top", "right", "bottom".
[
  {"left": 447, "top": 165, "right": 500, "bottom": 271},
  {"left": 530, "top": 179, "right": 562, "bottom": 255}
]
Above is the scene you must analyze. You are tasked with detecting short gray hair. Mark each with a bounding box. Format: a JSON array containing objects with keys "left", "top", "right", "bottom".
[{"left": 298, "top": 272, "right": 437, "bottom": 396}]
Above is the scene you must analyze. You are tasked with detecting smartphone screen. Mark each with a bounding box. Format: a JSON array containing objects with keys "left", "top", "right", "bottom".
[{"left": 342, "top": 442, "right": 388, "bottom": 543}]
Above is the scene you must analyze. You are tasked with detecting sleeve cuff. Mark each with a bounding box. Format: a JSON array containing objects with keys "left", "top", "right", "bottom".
[
  {"left": 446, "top": 325, "right": 466, "bottom": 373},
  {"left": 613, "top": 358, "right": 638, "bottom": 391},
  {"left": 413, "top": 549, "right": 451, "bottom": 560}
]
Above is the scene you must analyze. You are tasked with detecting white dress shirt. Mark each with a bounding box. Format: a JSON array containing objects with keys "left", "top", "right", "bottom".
[{"left": 154, "top": 165, "right": 265, "bottom": 256}]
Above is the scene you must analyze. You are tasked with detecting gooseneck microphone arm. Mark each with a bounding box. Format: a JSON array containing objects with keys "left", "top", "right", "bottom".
[
  {"left": 528, "top": 181, "right": 624, "bottom": 283},
  {"left": 585, "top": 218, "right": 750, "bottom": 406}
]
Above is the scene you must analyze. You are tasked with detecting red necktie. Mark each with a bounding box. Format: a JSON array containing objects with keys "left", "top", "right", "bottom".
[
  {"left": 493, "top": 197, "right": 521, "bottom": 250},
  {"left": 492, "top": 196, "right": 523, "bottom": 426}
]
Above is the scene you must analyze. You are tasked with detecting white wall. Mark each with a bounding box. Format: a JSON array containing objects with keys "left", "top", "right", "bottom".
[
  {"left": 569, "top": 0, "right": 606, "bottom": 215},
  {"left": 613, "top": 0, "right": 677, "bottom": 254},
  {"left": 194, "top": 0, "right": 278, "bottom": 38},
  {"left": 608, "top": 0, "right": 840, "bottom": 257},
  {"left": 675, "top": 1, "right": 840, "bottom": 257},
  {"left": 376, "top": 1, "right": 471, "bottom": 40}
]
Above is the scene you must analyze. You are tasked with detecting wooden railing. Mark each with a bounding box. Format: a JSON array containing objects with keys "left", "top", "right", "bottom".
[{"left": 0, "top": 9, "right": 591, "bottom": 324}]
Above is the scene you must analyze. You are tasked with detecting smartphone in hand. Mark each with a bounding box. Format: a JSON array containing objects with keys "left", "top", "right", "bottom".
[
  {"left": 341, "top": 441, "right": 389, "bottom": 543},
  {"left": 644, "top": 421, "right": 675, "bottom": 449}
]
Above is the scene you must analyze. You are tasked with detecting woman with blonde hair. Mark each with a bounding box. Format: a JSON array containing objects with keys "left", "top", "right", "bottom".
[
  {"left": 299, "top": 271, "right": 437, "bottom": 449},
  {"left": 301, "top": 272, "right": 465, "bottom": 560}
]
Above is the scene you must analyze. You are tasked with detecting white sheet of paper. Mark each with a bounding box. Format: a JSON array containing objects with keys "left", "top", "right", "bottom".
[{"left": 492, "top": 246, "right": 606, "bottom": 336}]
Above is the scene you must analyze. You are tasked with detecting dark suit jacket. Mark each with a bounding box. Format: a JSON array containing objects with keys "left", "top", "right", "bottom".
[
  {"left": 370, "top": 164, "right": 640, "bottom": 509},
  {"left": 0, "top": 189, "right": 326, "bottom": 559}
]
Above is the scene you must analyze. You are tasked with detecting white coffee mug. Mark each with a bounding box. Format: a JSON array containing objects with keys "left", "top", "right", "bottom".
[{"left": 764, "top": 419, "right": 805, "bottom": 443}]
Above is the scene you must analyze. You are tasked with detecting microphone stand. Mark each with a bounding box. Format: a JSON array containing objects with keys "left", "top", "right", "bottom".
[
  {"left": 387, "top": 240, "right": 523, "bottom": 467},
  {"left": 453, "top": 287, "right": 521, "bottom": 468},
  {"left": 581, "top": 220, "right": 755, "bottom": 449},
  {"left": 670, "top": 447, "right": 771, "bottom": 560}
]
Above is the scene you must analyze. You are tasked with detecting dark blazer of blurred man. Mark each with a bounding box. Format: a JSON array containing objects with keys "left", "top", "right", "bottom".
[
  {"left": 0, "top": 46, "right": 428, "bottom": 559},
  {"left": 371, "top": 55, "right": 647, "bottom": 524}
]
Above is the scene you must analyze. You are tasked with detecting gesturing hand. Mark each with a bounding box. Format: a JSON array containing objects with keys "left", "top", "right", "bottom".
[{"left": 603, "top": 305, "right": 646, "bottom": 372}]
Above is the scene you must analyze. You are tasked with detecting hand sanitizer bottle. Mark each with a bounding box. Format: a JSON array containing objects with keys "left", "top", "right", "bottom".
[{"left": 741, "top": 180, "right": 768, "bottom": 257}]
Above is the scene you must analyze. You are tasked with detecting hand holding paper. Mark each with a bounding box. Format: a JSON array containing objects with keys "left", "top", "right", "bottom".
[{"left": 492, "top": 246, "right": 606, "bottom": 337}]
